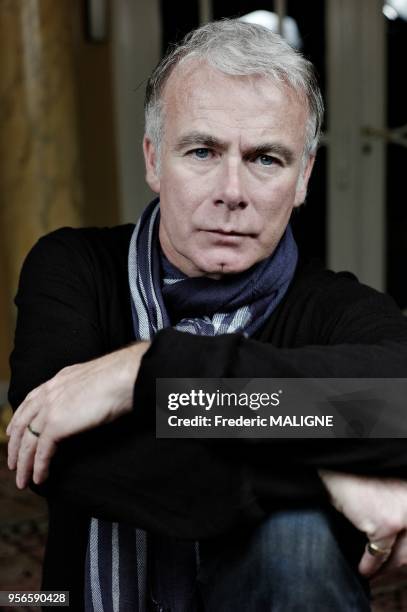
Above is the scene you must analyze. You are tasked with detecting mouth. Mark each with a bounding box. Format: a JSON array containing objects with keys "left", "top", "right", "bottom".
[{"left": 203, "top": 229, "right": 255, "bottom": 238}]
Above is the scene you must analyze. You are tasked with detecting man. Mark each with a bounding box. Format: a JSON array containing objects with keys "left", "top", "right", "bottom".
[{"left": 6, "top": 19, "right": 407, "bottom": 612}]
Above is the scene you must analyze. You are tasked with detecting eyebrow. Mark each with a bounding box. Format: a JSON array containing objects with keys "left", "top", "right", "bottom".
[
  {"left": 175, "top": 132, "right": 227, "bottom": 152},
  {"left": 248, "top": 144, "right": 294, "bottom": 165},
  {"left": 174, "top": 131, "right": 295, "bottom": 164}
]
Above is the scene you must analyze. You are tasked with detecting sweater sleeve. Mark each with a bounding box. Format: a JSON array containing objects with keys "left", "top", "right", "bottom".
[
  {"left": 8, "top": 229, "right": 106, "bottom": 410},
  {"left": 130, "top": 271, "right": 407, "bottom": 480}
]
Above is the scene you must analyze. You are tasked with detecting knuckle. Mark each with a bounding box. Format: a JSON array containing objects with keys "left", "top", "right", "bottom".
[
  {"left": 362, "top": 520, "right": 379, "bottom": 537},
  {"left": 10, "top": 415, "right": 22, "bottom": 431},
  {"left": 44, "top": 411, "right": 61, "bottom": 433},
  {"left": 36, "top": 444, "right": 48, "bottom": 460},
  {"left": 383, "top": 516, "right": 404, "bottom": 534},
  {"left": 58, "top": 365, "right": 73, "bottom": 377},
  {"left": 41, "top": 381, "right": 59, "bottom": 406},
  {"left": 12, "top": 412, "right": 27, "bottom": 428},
  {"left": 42, "top": 378, "right": 53, "bottom": 393},
  {"left": 26, "top": 383, "right": 45, "bottom": 402},
  {"left": 46, "top": 370, "right": 70, "bottom": 397},
  {"left": 43, "top": 379, "right": 56, "bottom": 396},
  {"left": 21, "top": 438, "right": 35, "bottom": 453},
  {"left": 26, "top": 386, "right": 46, "bottom": 407},
  {"left": 25, "top": 388, "right": 38, "bottom": 401}
]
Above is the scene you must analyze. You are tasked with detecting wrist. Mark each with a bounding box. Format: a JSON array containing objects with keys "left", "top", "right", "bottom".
[{"left": 112, "top": 341, "right": 151, "bottom": 414}]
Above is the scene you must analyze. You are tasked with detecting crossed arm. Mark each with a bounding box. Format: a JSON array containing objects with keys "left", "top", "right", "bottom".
[
  {"left": 6, "top": 339, "right": 407, "bottom": 579},
  {"left": 7, "top": 229, "right": 407, "bottom": 581}
]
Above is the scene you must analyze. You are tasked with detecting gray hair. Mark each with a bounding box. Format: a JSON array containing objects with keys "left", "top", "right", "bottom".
[{"left": 144, "top": 19, "right": 324, "bottom": 163}]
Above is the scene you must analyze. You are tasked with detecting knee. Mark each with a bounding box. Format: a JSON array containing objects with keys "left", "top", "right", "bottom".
[
  {"left": 257, "top": 508, "right": 346, "bottom": 580},
  {"left": 200, "top": 509, "right": 344, "bottom": 581},
  {"left": 246, "top": 509, "right": 369, "bottom": 607},
  {"left": 198, "top": 510, "right": 370, "bottom": 611}
]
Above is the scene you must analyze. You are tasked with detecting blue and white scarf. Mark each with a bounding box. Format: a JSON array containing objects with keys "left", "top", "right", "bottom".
[{"left": 85, "top": 198, "right": 298, "bottom": 611}]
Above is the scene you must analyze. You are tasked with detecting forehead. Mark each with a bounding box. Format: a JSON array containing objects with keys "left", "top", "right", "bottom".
[{"left": 161, "top": 60, "right": 309, "bottom": 145}]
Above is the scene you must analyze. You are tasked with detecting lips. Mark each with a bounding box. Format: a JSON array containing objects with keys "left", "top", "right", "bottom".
[
  {"left": 203, "top": 229, "right": 254, "bottom": 237},
  {"left": 211, "top": 229, "right": 244, "bottom": 236}
]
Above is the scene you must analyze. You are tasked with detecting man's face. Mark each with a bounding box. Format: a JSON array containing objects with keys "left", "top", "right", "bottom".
[{"left": 144, "top": 61, "right": 315, "bottom": 278}]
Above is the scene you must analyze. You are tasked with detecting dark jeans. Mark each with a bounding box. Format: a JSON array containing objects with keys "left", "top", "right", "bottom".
[
  {"left": 197, "top": 508, "right": 371, "bottom": 611},
  {"left": 151, "top": 508, "right": 371, "bottom": 611}
]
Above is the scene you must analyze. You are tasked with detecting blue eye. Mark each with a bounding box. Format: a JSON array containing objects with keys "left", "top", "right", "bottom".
[
  {"left": 193, "top": 148, "right": 210, "bottom": 159},
  {"left": 258, "top": 155, "right": 274, "bottom": 166}
]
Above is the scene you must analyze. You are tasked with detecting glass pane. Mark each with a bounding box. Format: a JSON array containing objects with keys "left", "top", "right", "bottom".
[
  {"left": 385, "top": 6, "right": 407, "bottom": 309},
  {"left": 286, "top": 1, "right": 326, "bottom": 263},
  {"left": 160, "top": 0, "right": 200, "bottom": 51}
]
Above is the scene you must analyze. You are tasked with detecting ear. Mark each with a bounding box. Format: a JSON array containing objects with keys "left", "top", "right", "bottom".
[
  {"left": 294, "top": 154, "right": 316, "bottom": 207},
  {"left": 143, "top": 136, "right": 161, "bottom": 193}
]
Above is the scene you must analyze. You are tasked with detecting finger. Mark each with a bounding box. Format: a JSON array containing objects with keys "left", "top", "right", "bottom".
[
  {"left": 7, "top": 402, "right": 40, "bottom": 470},
  {"left": 6, "top": 406, "right": 21, "bottom": 436},
  {"left": 359, "top": 535, "right": 396, "bottom": 577},
  {"left": 6, "top": 387, "right": 41, "bottom": 436},
  {"left": 15, "top": 425, "right": 41, "bottom": 489},
  {"left": 33, "top": 434, "right": 58, "bottom": 485},
  {"left": 376, "top": 531, "right": 407, "bottom": 575},
  {"left": 6, "top": 415, "right": 14, "bottom": 436},
  {"left": 8, "top": 418, "right": 37, "bottom": 470}
]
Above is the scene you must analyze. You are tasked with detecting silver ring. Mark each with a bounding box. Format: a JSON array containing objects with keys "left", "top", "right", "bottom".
[
  {"left": 367, "top": 542, "right": 392, "bottom": 557},
  {"left": 27, "top": 423, "right": 40, "bottom": 438}
]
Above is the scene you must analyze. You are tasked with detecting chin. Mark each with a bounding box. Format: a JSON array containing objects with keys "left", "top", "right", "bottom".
[{"left": 198, "top": 257, "right": 254, "bottom": 277}]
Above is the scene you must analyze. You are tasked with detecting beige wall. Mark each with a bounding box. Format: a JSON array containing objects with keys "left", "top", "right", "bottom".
[
  {"left": 0, "top": 251, "right": 11, "bottom": 382},
  {"left": 73, "top": 0, "right": 120, "bottom": 228},
  {"left": 0, "top": 0, "right": 119, "bottom": 393}
]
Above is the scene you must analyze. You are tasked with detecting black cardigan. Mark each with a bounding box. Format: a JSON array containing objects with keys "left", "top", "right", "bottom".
[{"left": 8, "top": 225, "right": 407, "bottom": 607}]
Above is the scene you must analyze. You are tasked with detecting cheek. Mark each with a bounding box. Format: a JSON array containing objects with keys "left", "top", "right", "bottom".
[
  {"left": 161, "top": 166, "right": 199, "bottom": 206},
  {"left": 160, "top": 191, "right": 197, "bottom": 240},
  {"left": 255, "top": 187, "right": 298, "bottom": 240},
  {"left": 164, "top": 159, "right": 213, "bottom": 199},
  {"left": 271, "top": 179, "right": 299, "bottom": 203},
  {"left": 256, "top": 187, "right": 296, "bottom": 223},
  {"left": 161, "top": 182, "right": 206, "bottom": 228},
  {"left": 253, "top": 173, "right": 300, "bottom": 205}
]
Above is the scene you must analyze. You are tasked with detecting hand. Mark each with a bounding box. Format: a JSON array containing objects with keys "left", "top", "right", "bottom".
[
  {"left": 6, "top": 341, "right": 150, "bottom": 489},
  {"left": 319, "top": 469, "right": 407, "bottom": 578}
]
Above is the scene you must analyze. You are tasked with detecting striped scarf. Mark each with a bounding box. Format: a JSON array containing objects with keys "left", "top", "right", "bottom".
[{"left": 84, "top": 198, "right": 298, "bottom": 611}]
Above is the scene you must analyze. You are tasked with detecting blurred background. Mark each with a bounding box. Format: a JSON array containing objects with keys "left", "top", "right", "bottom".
[{"left": 0, "top": 0, "right": 406, "bottom": 607}]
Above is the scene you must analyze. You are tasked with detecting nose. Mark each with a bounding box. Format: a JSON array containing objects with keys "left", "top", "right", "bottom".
[{"left": 214, "top": 160, "right": 248, "bottom": 211}]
